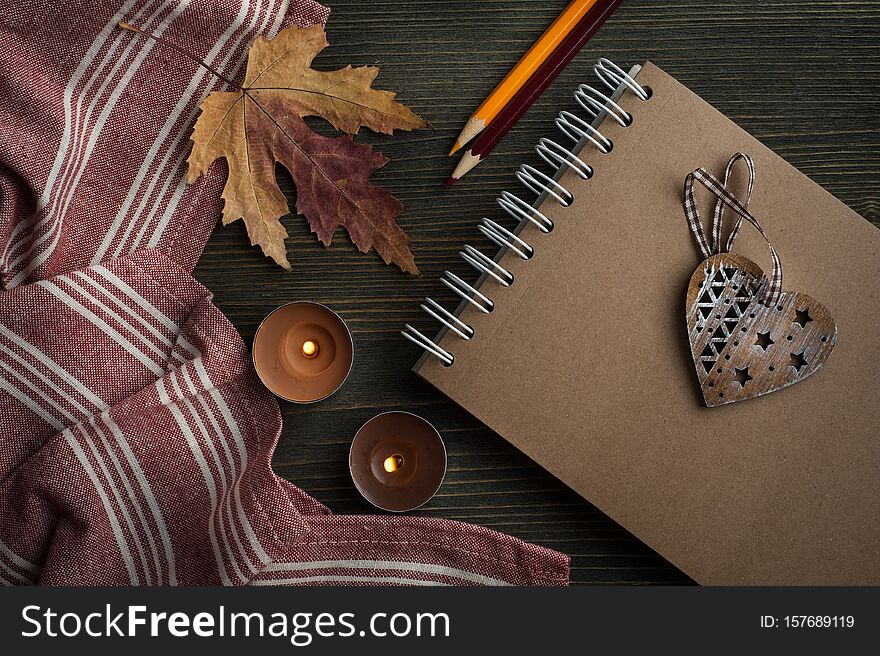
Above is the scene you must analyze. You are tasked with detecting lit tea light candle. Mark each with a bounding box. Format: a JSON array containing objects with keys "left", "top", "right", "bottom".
[
  {"left": 252, "top": 302, "right": 353, "bottom": 403},
  {"left": 349, "top": 412, "right": 446, "bottom": 512}
]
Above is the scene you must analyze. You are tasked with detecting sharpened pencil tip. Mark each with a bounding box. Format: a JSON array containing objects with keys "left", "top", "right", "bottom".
[
  {"left": 447, "top": 142, "right": 461, "bottom": 157},
  {"left": 443, "top": 177, "right": 457, "bottom": 188}
]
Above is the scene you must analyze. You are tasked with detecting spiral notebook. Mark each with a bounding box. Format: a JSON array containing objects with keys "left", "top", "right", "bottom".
[{"left": 405, "top": 60, "right": 880, "bottom": 585}]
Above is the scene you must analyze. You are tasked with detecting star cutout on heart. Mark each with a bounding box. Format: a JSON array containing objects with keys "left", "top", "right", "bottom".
[
  {"left": 794, "top": 308, "right": 813, "bottom": 328},
  {"left": 789, "top": 351, "right": 808, "bottom": 372},
  {"left": 755, "top": 331, "right": 774, "bottom": 351},
  {"left": 732, "top": 366, "right": 753, "bottom": 387},
  {"left": 687, "top": 252, "right": 838, "bottom": 407}
]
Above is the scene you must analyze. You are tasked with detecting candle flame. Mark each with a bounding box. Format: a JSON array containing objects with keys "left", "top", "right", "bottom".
[
  {"left": 383, "top": 454, "right": 404, "bottom": 473},
  {"left": 301, "top": 339, "right": 319, "bottom": 358}
]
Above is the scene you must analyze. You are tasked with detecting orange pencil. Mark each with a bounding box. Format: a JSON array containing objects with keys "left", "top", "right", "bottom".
[
  {"left": 446, "top": 0, "right": 623, "bottom": 185},
  {"left": 448, "top": 0, "right": 600, "bottom": 156}
]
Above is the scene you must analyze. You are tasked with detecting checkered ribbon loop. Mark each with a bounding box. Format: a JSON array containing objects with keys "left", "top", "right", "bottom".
[{"left": 684, "top": 153, "right": 782, "bottom": 305}]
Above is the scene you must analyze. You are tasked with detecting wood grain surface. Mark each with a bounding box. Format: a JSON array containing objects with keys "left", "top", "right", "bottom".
[{"left": 192, "top": 0, "right": 880, "bottom": 585}]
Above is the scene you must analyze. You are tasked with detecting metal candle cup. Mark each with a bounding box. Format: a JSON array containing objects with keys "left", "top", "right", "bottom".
[
  {"left": 349, "top": 411, "right": 447, "bottom": 512},
  {"left": 252, "top": 302, "right": 353, "bottom": 404}
]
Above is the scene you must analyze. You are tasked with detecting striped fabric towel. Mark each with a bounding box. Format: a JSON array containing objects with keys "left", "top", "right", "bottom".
[{"left": 0, "top": 1, "right": 570, "bottom": 585}]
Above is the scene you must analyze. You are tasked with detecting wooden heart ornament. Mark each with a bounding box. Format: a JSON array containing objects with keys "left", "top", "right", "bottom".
[
  {"left": 686, "top": 253, "right": 837, "bottom": 406},
  {"left": 682, "top": 153, "right": 838, "bottom": 407}
]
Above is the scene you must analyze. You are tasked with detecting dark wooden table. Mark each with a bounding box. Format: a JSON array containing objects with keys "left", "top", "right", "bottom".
[{"left": 193, "top": 0, "right": 880, "bottom": 584}]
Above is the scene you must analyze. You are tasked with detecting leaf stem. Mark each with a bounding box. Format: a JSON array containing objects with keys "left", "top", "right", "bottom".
[{"left": 118, "top": 21, "right": 243, "bottom": 90}]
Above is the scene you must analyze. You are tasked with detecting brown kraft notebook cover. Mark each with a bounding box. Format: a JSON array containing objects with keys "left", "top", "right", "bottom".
[{"left": 415, "top": 62, "right": 880, "bottom": 585}]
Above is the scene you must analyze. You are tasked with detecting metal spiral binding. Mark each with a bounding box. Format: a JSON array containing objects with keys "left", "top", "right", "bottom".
[{"left": 402, "top": 59, "right": 649, "bottom": 366}]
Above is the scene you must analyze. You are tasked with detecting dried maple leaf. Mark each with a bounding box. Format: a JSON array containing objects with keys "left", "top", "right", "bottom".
[{"left": 123, "top": 22, "right": 427, "bottom": 273}]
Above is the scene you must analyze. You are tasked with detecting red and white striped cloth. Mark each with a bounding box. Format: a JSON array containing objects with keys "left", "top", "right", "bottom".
[{"left": 0, "top": 1, "right": 569, "bottom": 585}]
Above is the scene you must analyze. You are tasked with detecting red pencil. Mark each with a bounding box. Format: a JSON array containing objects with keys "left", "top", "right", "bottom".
[{"left": 446, "top": 0, "right": 624, "bottom": 185}]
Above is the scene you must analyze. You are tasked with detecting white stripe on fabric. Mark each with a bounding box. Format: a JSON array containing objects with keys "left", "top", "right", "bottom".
[
  {"left": 141, "top": 0, "right": 288, "bottom": 250},
  {"left": 0, "top": 323, "right": 106, "bottom": 408},
  {"left": 157, "top": 377, "right": 233, "bottom": 585},
  {"left": 0, "top": 558, "right": 32, "bottom": 585},
  {"left": 88, "top": 418, "right": 163, "bottom": 584},
  {"left": 174, "top": 366, "right": 268, "bottom": 579},
  {"left": 0, "top": 376, "right": 64, "bottom": 430},
  {"left": 192, "top": 358, "right": 270, "bottom": 565},
  {"left": 0, "top": 340, "right": 92, "bottom": 417},
  {"left": 180, "top": 366, "right": 258, "bottom": 574},
  {"left": 263, "top": 560, "right": 513, "bottom": 586},
  {"left": 36, "top": 281, "right": 165, "bottom": 377},
  {"left": 100, "top": 0, "right": 268, "bottom": 260},
  {"left": 64, "top": 428, "right": 139, "bottom": 584},
  {"left": 6, "top": 0, "right": 167, "bottom": 259},
  {"left": 0, "top": 573, "right": 13, "bottom": 586},
  {"left": 0, "top": 358, "right": 78, "bottom": 424},
  {"left": 90, "top": 265, "right": 181, "bottom": 333},
  {"left": 1, "top": 0, "right": 144, "bottom": 259},
  {"left": 264, "top": 0, "right": 290, "bottom": 40},
  {"left": 8, "top": 2, "right": 189, "bottom": 287},
  {"left": 72, "top": 271, "right": 174, "bottom": 349},
  {"left": 177, "top": 336, "right": 200, "bottom": 358},
  {"left": 5, "top": 0, "right": 163, "bottom": 261},
  {"left": 55, "top": 274, "right": 169, "bottom": 361},
  {"left": 251, "top": 576, "right": 448, "bottom": 587},
  {"left": 102, "top": 413, "right": 177, "bottom": 585},
  {"left": 89, "top": 266, "right": 200, "bottom": 359},
  {"left": 168, "top": 372, "right": 249, "bottom": 583},
  {"left": 41, "top": 0, "right": 167, "bottom": 242},
  {"left": 104, "top": 0, "right": 261, "bottom": 257},
  {"left": 78, "top": 425, "right": 153, "bottom": 585},
  {"left": 0, "top": 538, "right": 40, "bottom": 575}
]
